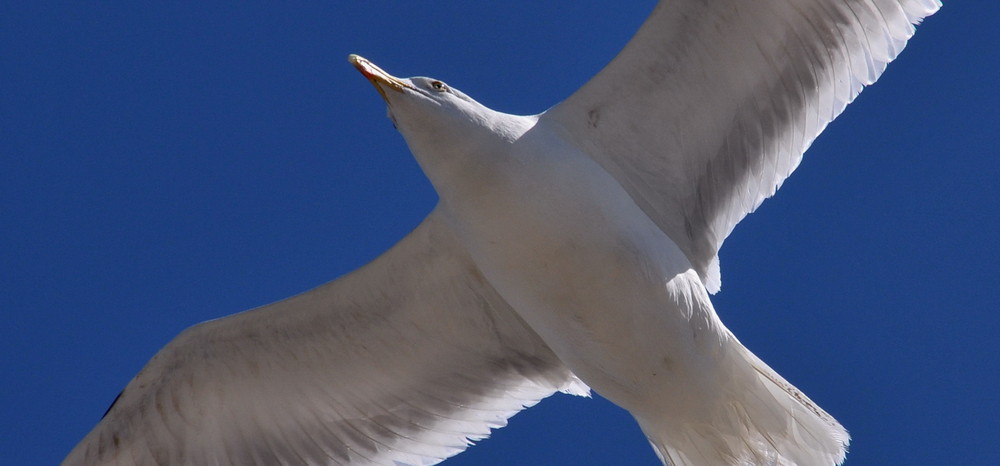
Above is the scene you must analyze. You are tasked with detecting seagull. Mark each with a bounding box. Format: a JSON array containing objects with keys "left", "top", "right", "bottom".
[{"left": 64, "top": 1, "right": 939, "bottom": 465}]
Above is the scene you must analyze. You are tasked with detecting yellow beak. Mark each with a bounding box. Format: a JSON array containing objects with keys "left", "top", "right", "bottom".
[{"left": 349, "top": 54, "right": 412, "bottom": 102}]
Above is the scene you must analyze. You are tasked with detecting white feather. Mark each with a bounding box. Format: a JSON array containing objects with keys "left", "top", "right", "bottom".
[
  {"left": 544, "top": 0, "right": 940, "bottom": 294},
  {"left": 63, "top": 211, "right": 588, "bottom": 466}
]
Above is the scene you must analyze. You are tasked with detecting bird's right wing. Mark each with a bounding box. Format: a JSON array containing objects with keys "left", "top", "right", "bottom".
[
  {"left": 542, "top": 0, "right": 939, "bottom": 293},
  {"left": 64, "top": 208, "right": 588, "bottom": 466}
]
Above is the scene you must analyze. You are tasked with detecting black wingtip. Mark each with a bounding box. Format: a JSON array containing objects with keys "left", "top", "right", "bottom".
[{"left": 101, "top": 390, "right": 123, "bottom": 419}]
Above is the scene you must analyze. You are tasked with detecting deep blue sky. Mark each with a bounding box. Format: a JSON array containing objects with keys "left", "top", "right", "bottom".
[{"left": 3, "top": 2, "right": 996, "bottom": 465}]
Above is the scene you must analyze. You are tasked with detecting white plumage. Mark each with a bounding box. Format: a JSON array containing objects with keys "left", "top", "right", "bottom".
[{"left": 64, "top": 1, "right": 939, "bottom": 465}]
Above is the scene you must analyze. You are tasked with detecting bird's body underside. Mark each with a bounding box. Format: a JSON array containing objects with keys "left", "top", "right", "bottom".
[
  {"left": 401, "top": 90, "right": 848, "bottom": 466},
  {"left": 65, "top": 1, "right": 939, "bottom": 465}
]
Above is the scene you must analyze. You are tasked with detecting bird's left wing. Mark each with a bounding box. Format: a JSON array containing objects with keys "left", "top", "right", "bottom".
[
  {"left": 63, "top": 208, "right": 588, "bottom": 466},
  {"left": 541, "top": 0, "right": 939, "bottom": 293}
]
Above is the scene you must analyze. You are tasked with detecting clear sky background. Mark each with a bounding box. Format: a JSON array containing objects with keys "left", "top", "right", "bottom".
[{"left": 3, "top": 2, "right": 997, "bottom": 465}]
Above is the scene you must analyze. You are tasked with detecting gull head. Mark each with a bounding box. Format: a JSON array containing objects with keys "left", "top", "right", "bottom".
[
  {"left": 349, "top": 54, "right": 492, "bottom": 137},
  {"left": 349, "top": 54, "right": 535, "bottom": 196}
]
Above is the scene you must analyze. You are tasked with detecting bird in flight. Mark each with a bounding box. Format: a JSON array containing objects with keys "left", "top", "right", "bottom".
[{"left": 64, "top": 1, "right": 939, "bottom": 465}]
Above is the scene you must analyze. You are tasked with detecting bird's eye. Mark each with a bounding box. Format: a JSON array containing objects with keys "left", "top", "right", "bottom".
[{"left": 430, "top": 80, "right": 448, "bottom": 92}]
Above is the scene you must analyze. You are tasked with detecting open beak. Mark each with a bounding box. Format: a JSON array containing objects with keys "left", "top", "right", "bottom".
[{"left": 349, "top": 54, "right": 412, "bottom": 102}]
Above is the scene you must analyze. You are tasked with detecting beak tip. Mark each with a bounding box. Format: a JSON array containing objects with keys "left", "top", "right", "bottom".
[{"left": 348, "top": 55, "right": 408, "bottom": 101}]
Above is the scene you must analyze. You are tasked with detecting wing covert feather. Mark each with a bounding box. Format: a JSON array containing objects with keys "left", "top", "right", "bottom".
[
  {"left": 64, "top": 209, "right": 587, "bottom": 466},
  {"left": 542, "top": 0, "right": 939, "bottom": 292}
]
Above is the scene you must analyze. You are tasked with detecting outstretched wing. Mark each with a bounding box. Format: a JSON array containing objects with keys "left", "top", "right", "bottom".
[
  {"left": 64, "top": 209, "right": 588, "bottom": 466},
  {"left": 542, "top": 0, "right": 939, "bottom": 293}
]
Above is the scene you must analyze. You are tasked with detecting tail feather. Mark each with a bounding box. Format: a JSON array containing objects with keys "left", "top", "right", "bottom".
[{"left": 639, "top": 341, "right": 849, "bottom": 466}]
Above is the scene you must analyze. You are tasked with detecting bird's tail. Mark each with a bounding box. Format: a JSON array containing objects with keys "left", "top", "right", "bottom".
[{"left": 637, "top": 339, "right": 849, "bottom": 466}]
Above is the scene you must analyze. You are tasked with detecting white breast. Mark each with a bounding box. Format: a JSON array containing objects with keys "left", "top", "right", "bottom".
[{"left": 437, "top": 118, "right": 707, "bottom": 401}]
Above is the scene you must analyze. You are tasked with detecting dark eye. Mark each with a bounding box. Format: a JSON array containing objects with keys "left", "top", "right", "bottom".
[{"left": 430, "top": 80, "right": 448, "bottom": 92}]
